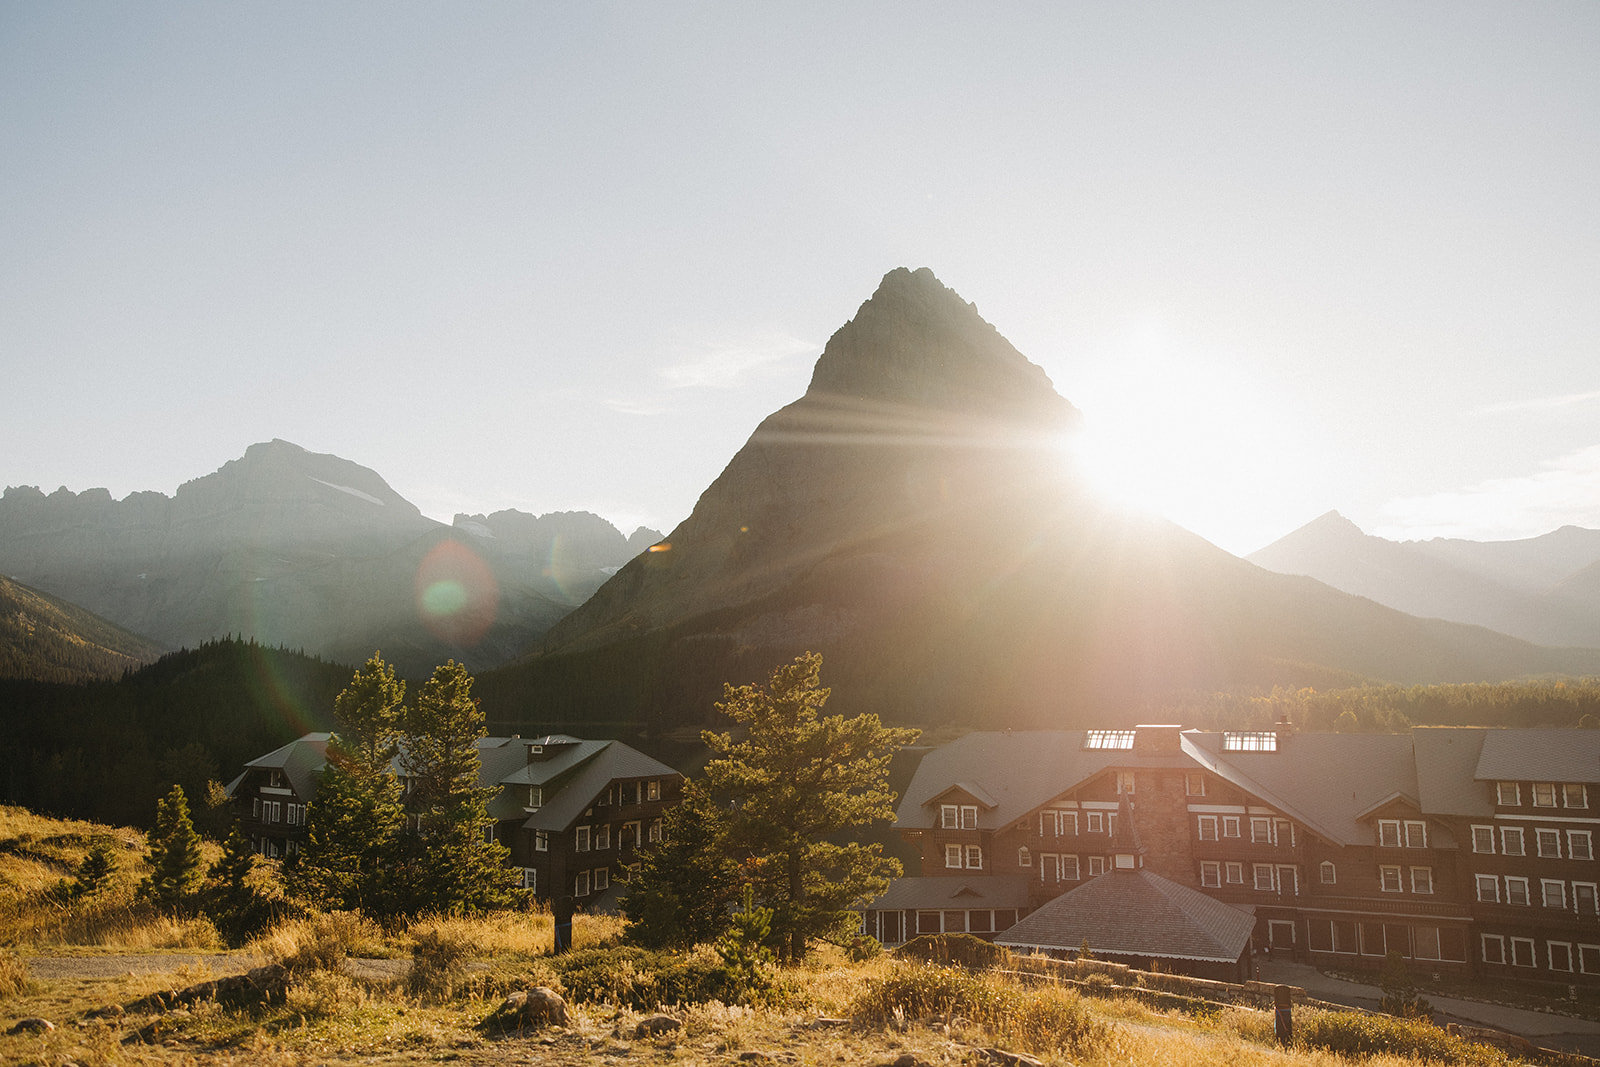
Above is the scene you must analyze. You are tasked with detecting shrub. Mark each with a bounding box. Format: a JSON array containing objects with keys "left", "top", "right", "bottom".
[
  {"left": 851, "top": 961, "right": 1109, "bottom": 1058},
  {"left": 0, "top": 950, "right": 31, "bottom": 997},
  {"left": 894, "top": 932, "right": 1010, "bottom": 970},
  {"left": 847, "top": 934, "right": 883, "bottom": 962},
  {"left": 408, "top": 927, "right": 470, "bottom": 1002},
  {"left": 1081, "top": 972, "right": 1116, "bottom": 994},
  {"left": 1294, "top": 1008, "right": 1487, "bottom": 1062},
  {"left": 550, "top": 945, "right": 768, "bottom": 1009},
  {"left": 254, "top": 911, "right": 385, "bottom": 976}
]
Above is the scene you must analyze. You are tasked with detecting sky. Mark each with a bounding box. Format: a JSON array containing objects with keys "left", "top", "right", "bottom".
[{"left": 2, "top": 2, "right": 1597, "bottom": 558}]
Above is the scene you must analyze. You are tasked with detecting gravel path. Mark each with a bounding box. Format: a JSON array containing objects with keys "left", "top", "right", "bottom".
[{"left": 22, "top": 952, "right": 262, "bottom": 981}]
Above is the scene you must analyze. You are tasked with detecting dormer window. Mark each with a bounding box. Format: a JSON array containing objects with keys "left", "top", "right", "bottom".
[
  {"left": 1084, "top": 730, "right": 1135, "bottom": 750},
  {"left": 1185, "top": 773, "right": 1206, "bottom": 797},
  {"left": 1565, "top": 784, "right": 1588, "bottom": 809},
  {"left": 530, "top": 744, "right": 544, "bottom": 754},
  {"left": 1497, "top": 781, "right": 1521, "bottom": 806},
  {"left": 1533, "top": 783, "right": 1558, "bottom": 808},
  {"left": 941, "top": 804, "right": 978, "bottom": 830},
  {"left": 1222, "top": 731, "right": 1277, "bottom": 752}
]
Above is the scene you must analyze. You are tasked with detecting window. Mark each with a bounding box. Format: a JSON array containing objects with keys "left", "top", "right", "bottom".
[
  {"left": 595, "top": 824, "right": 611, "bottom": 850},
  {"left": 1018, "top": 847, "right": 1032, "bottom": 867},
  {"left": 1506, "top": 876, "right": 1531, "bottom": 906},
  {"left": 1116, "top": 770, "right": 1136, "bottom": 794},
  {"left": 619, "top": 782, "right": 636, "bottom": 805},
  {"left": 1583, "top": 945, "right": 1600, "bottom": 974},
  {"left": 1550, "top": 941, "right": 1574, "bottom": 972},
  {"left": 1497, "top": 781, "right": 1521, "bottom": 806},
  {"left": 1565, "top": 783, "right": 1588, "bottom": 809},
  {"left": 1575, "top": 883, "right": 1599, "bottom": 916},
  {"left": 1222, "top": 815, "right": 1241, "bottom": 838},
  {"left": 965, "top": 845, "right": 983, "bottom": 870},
  {"left": 1379, "top": 865, "right": 1403, "bottom": 892},
  {"left": 575, "top": 826, "right": 591, "bottom": 852},
  {"left": 1404, "top": 820, "right": 1427, "bottom": 848},
  {"left": 1543, "top": 879, "right": 1567, "bottom": 909},
  {"left": 1197, "top": 815, "right": 1218, "bottom": 841},
  {"left": 647, "top": 780, "right": 661, "bottom": 801},
  {"left": 522, "top": 868, "right": 537, "bottom": 893},
  {"left": 622, "top": 820, "right": 641, "bottom": 847},
  {"left": 1063, "top": 811, "right": 1077, "bottom": 835},
  {"left": 1501, "top": 826, "right": 1525, "bottom": 856},
  {"left": 574, "top": 870, "right": 590, "bottom": 897},
  {"left": 1223, "top": 731, "right": 1277, "bottom": 752},
  {"left": 1482, "top": 934, "right": 1506, "bottom": 964},
  {"left": 1472, "top": 825, "right": 1496, "bottom": 853},
  {"left": 1511, "top": 937, "right": 1536, "bottom": 967},
  {"left": 1084, "top": 730, "right": 1135, "bottom": 750},
  {"left": 535, "top": 830, "right": 548, "bottom": 852},
  {"left": 1087, "top": 856, "right": 1105, "bottom": 876},
  {"left": 1251, "top": 817, "right": 1273, "bottom": 844},
  {"left": 647, "top": 818, "right": 662, "bottom": 842},
  {"left": 1201, "top": 861, "right": 1221, "bottom": 888},
  {"left": 1320, "top": 860, "right": 1337, "bottom": 884},
  {"left": 1537, "top": 828, "right": 1561, "bottom": 858},
  {"left": 945, "top": 844, "right": 963, "bottom": 869},
  {"left": 526, "top": 785, "right": 542, "bottom": 809},
  {"left": 1534, "top": 783, "right": 1558, "bottom": 808},
  {"left": 252, "top": 798, "right": 261, "bottom": 819},
  {"left": 1062, "top": 855, "right": 1080, "bottom": 880},
  {"left": 1410, "top": 867, "right": 1433, "bottom": 894},
  {"left": 1377, "top": 820, "right": 1401, "bottom": 848},
  {"left": 593, "top": 867, "right": 609, "bottom": 892},
  {"left": 943, "top": 803, "right": 977, "bottom": 829},
  {"left": 1086, "top": 811, "right": 1104, "bottom": 834},
  {"left": 1476, "top": 874, "right": 1500, "bottom": 903},
  {"left": 1185, "top": 773, "right": 1206, "bottom": 796},
  {"left": 1571, "top": 830, "right": 1594, "bottom": 861},
  {"left": 1225, "top": 861, "right": 1245, "bottom": 884},
  {"left": 1254, "top": 864, "right": 1276, "bottom": 891}
]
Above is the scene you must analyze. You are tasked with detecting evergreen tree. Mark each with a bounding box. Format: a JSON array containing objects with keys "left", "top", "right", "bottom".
[
  {"left": 203, "top": 826, "right": 278, "bottom": 945},
  {"left": 394, "top": 660, "right": 521, "bottom": 915},
  {"left": 72, "top": 838, "right": 120, "bottom": 899},
  {"left": 621, "top": 781, "right": 740, "bottom": 948},
  {"left": 292, "top": 653, "right": 406, "bottom": 914},
  {"left": 140, "top": 784, "right": 205, "bottom": 910},
  {"left": 702, "top": 652, "right": 919, "bottom": 962}
]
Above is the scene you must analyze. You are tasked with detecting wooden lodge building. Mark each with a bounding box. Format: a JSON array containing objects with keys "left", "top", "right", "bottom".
[
  {"left": 229, "top": 732, "right": 682, "bottom": 910},
  {"left": 873, "top": 723, "right": 1600, "bottom": 984}
]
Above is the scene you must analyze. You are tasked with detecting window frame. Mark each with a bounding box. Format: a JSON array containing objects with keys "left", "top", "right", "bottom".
[
  {"left": 1201, "top": 861, "right": 1221, "bottom": 888},
  {"left": 945, "top": 844, "right": 964, "bottom": 869},
  {"left": 1197, "top": 815, "right": 1219, "bottom": 841},
  {"left": 1403, "top": 820, "right": 1427, "bottom": 848},
  {"left": 1253, "top": 863, "right": 1276, "bottom": 891},
  {"left": 1017, "top": 846, "right": 1032, "bottom": 867},
  {"left": 1087, "top": 855, "right": 1105, "bottom": 876},
  {"left": 1410, "top": 866, "right": 1433, "bottom": 894},
  {"left": 595, "top": 823, "right": 611, "bottom": 851},
  {"left": 1251, "top": 817, "right": 1273, "bottom": 844},
  {"left": 1571, "top": 830, "right": 1594, "bottom": 861},
  {"left": 1222, "top": 815, "right": 1241, "bottom": 838},
  {"left": 1062, "top": 854, "right": 1080, "bottom": 880},
  {"left": 1534, "top": 782, "right": 1558, "bottom": 808},
  {"left": 964, "top": 844, "right": 983, "bottom": 870},
  {"left": 1543, "top": 879, "right": 1567, "bottom": 910},
  {"left": 1510, "top": 936, "right": 1536, "bottom": 967},
  {"left": 1506, "top": 876, "right": 1531, "bottom": 906},
  {"left": 1320, "top": 860, "right": 1337, "bottom": 885},
  {"left": 1537, "top": 828, "right": 1562, "bottom": 859},
  {"left": 1086, "top": 811, "right": 1104, "bottom": 834},
  {"left": 1575, "top": 882, "right": 1599, "bottom": 916},
  {"left": 1565, "top": 783, "right": 1588, "bottom": 809},
  {"left": 646, "top": 780, "right": 661, "bottom": 801},
  {"left": 574, "top": 869, "right": 590, "bottom": 897},
  {"left": 1116, "top": 770, "right": 1136, "bottom": 795},
  {"left": 1482, "top": 934, "right": 1506, "bottom": 965},
  {"left": 1377, "top": 819, "right": 1401, "bottom": 848},
  {"left": 593, "top": 866, "right": 609, "bottom": 892},
  {"left": 1225, "top": 861, "right": 1245, "bottom": 884},
  {"left": 535, "top": 830, "right": 548, "bottom": 852},
  {"left": 1550, "top": 940, "right": 1574, "bottom": 972},
  {"left": 1472, "top": 825, "right": 1496, "bottom": 854},
  {"left": 1501, "top": 826, "right": 1526, "bottom": 856},
  {"left": 1497, "top": 781, "right": 1521, "bottom": 806},
  {"left": 1185, "top": 772, "right": 1206, "bottom": 797},
  {"left": 575, "top": 826, "right": 591, "bottom": 852},
  {"left": 1379, "top": 865, "right": 1403, "bottom": 893},
  {"left": 1476, "top": 874, "right": 1500, "bottom": 903}
]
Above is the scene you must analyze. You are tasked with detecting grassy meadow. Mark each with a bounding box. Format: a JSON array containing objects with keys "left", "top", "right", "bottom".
[{"left": 0, "top": 804, "right": 1575, "bottom": 1066}]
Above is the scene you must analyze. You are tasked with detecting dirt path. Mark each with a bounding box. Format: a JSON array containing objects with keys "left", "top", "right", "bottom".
[{"left": 22, "top": 952, "right": 262, "bottom": 981}]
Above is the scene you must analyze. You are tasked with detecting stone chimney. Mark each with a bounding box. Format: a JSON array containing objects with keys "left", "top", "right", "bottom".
[{"left": 1133, "top": 724, "right": 1184, "bottom": 756}]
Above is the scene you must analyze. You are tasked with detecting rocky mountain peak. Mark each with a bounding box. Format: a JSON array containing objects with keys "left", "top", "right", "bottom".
[{"left": 805, "top": 267, "right": 1078, "bottom": 428}]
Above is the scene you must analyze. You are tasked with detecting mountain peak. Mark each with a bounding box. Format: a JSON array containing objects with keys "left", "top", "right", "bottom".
[{"left": 805, "top": 268, "right": 1077, "bottom": 427}]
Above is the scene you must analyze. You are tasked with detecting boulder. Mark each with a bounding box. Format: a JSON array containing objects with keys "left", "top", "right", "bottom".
[
  {"left": 634, "top": 1013, "right": 682, "bottom": 1039},
  {"left": 482, "top": 986, "right": 568, "bottom": 1031}
]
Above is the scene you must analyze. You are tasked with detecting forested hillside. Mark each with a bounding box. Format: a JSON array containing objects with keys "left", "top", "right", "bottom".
[
  {"left": 0, "top": 638, "right": 346, "bottom": 828},
  {"left": 0, "top": 574, "right": 165, "bottom": 683}
]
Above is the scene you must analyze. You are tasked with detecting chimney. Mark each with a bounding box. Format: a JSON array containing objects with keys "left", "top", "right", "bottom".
[{"left": 1133, "top": 724, "right": 1183, "bottom": 756}]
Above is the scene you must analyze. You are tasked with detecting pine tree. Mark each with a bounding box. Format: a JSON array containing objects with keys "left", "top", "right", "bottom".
[
  {"left": 204, "top": 826, "right": 277, "bottom": 945},
  {"left": 702, "top": 652, "right": 919, "bottom": 962},
  {"left": 621, "top": 780, "right": 740, "bottom": 948},
  {"left": 393, "top": 660, "right": 521, "bottom": 915},
  {"left": 140, "top": 784, "right": 205, "bottom": 910},
  {"left": 292, "top": 653, "right": 406, "bottom": 914},
  {"left": 73, "top": 838, "right": 120, "bottom": 899}
]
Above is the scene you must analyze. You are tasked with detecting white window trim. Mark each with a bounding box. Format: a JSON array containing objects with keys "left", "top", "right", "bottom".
[
  {"left": 1482, "top": 933, "right": 1506, "bottom": 964},
  {"left": 1185, "top": 773, "right": 1206, "bottom": 797},
  {"left": 1253, "top": 863, "right": 1276, "bottom": 891},
  {"left": 1476, "top": 874, "right": 1500, "bottom": 903},
  {"left": 1471, "top": 825, "right": 1496, "bottom": 854},
  {"left": 1543, "top": 879, "right": 1567, "bottom": 910},
  {"left": 964, "top": 845, "right": 983, "bottom": 870},
  {"left": 945, "top": 844, "right": 963, "bottom": 869},
  {"left": 1534, "top": 783, "right": 1559, "bottom": 808},
  {"left": 1506, "top": 876, "right": 1531, "bottom": 906},
  {"left": 1410, "top": 866, "right": 1433, "bottom": 894},
  {"left": 1018, "top": 846, "right": 1032, "bottom": 867},
  {"left": 1320, "top": 860, "right": 1337, "bottom": 885},
  {"left": 1566, "top": 783, "right": 1589, "bottom": 809},
  {"left": 1550, "top": 940, "right": 1574, "bottom": 972},
  {"left": 1197, "top": 815, "right": 1218, "bottom": 841},
  {"left": 1571, "top": 829, "right": 1594, "bottom": 861},
  {"left": 1510, "top": 936, "right": 1536, "bottom": 967},
  {"left": 1404, "top": 820, "right": 1427, "bottom": 848},
  {"left": 1222, "top": 815, "right": 1241, "bottom": 838},
  {"left": 575, "top": 826, "right": 591, "bottom": 852},
  {"left": 1200, "top": 861, "right": 1221, "bottom": 888},
  {"left": 1575, "top": 881, "right": 1599, "bottom": 916},
  {"left": 1377, "top": 819, "right": 1401, "bottom": 848},
  {"left": 1498, "top": 781, "right": 1521, "bottom": 806},
  {"left": 1225, "top": 861, "right": 1245, "bottom": 884},
  {"left": 1501, "top": 826, "right": 1526, "bottom": 856},
  {"left": 1379, "top": 865, "right": 1403, "bottom": 893},
  {"left": 593, "top": 867, "right": 610, "bottom": 892},
  {"left": 1087, "top": 855, "right": 1105, "bottom": 876},
  {"left": 535, "top": 830, "right": 548, "bottom": 852},
  {"left": 1581, "top": 943, "right": 1600, "bottom": 975}
]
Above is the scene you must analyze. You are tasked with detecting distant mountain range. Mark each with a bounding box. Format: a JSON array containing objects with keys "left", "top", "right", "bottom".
[
  {"left": 1248, "top": 511, "right": 1600, "bottom": 649},
  {"left": 0, "top": 441, "right": 661, "bottom": 677},
  {"left": 472, "top": 268, "right": 1600, "bottom": 737}
]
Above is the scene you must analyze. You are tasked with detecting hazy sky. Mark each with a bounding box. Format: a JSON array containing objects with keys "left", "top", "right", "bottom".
[{"left": 3, "top": 2, "right": 1597, "bottom": 557}]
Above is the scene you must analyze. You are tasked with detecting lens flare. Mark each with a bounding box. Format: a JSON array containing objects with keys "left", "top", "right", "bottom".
[{"left": 415, "top": 539, "right": 498, "bottom": 646}]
